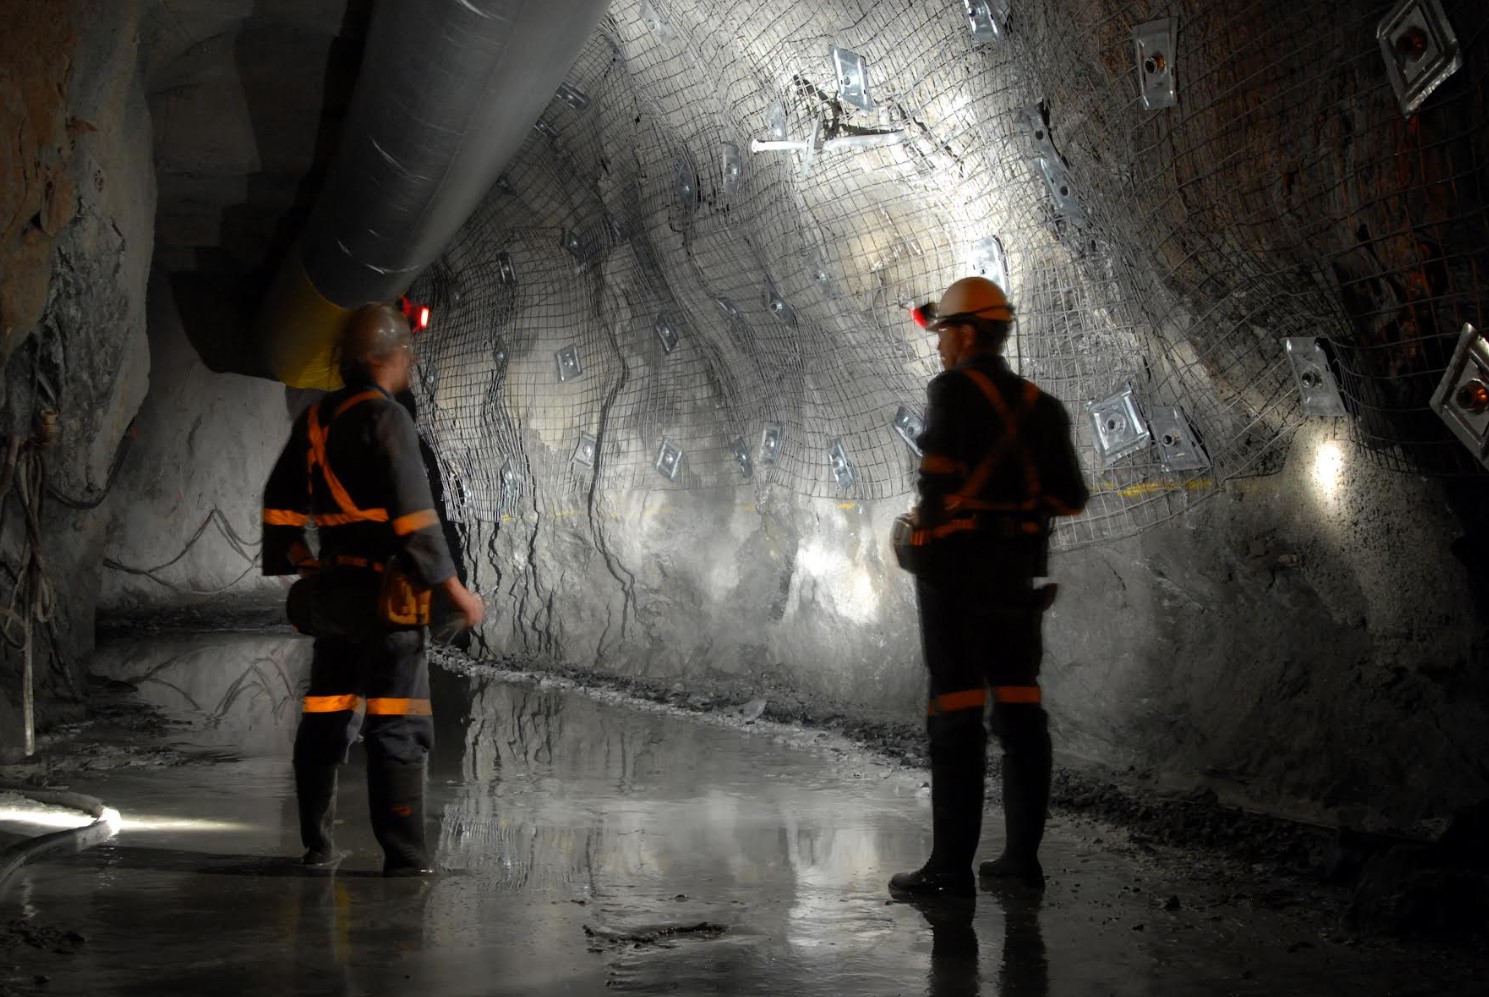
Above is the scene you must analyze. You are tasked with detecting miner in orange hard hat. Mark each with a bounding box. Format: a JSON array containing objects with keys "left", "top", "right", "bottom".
[{"left": 889, "top": 276, "right": 1089, "bottom": 899}]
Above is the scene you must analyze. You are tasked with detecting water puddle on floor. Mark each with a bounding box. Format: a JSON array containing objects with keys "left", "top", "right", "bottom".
[{"left": 3, "top": 652, "right": 1483, "bottom": 996}]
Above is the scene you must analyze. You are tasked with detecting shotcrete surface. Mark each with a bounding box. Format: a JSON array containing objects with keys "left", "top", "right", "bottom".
[{"left": 1, "top": 641, "right": 1483, "bottom": 996}]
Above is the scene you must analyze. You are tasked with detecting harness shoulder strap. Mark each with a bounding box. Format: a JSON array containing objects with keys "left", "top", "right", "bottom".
[
  {"left": 950, "top": 369, "right": 1040, "bottom": 509},
  {"left": 305, "top": 391, "right": 392, "bottom": 524}
]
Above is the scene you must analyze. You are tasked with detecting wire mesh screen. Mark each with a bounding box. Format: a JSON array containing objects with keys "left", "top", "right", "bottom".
[{"left": 409, "top": 0, "right": 1487, "bottom": 559}]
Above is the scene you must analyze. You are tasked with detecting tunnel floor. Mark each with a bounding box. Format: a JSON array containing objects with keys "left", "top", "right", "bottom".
[{"left": 3, "top": 664, "right": 1483, "bottom": 996}]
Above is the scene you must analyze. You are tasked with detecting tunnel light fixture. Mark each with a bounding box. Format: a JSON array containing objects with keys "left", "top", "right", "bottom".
[
  {"left": 828, "top": 439, "right": 857, "bottom": 489},
  {"left": 760, "top": 423, "right": 784, "bottom": 466},
  {"left": 573, "top": 433, "right": 598, "bottom": 468},
  {"left": 1088, "top": 385, "right": 1152, "bottom": 466},
  {"left": 1021, "top": 107, "right": 1084, "bottom": 226},
  {"left": 830, "top": 46, "right": 873, "bottom": 112},
  {"left": 555, "top": 82, "right": 590, "bottom": 111},
  {"left": 533, "top": 118, "right": 558, "bottom": 140},
  {"left": 892, "top": 406, "right": 925, "bottom": 456},
  {"left": 1133, "top": 18, "right": 1178, "bottom": 111},
  {"left": 732, "top": 437, "right": 754, "bottom": 478},
  {"left": 1379, "top": 0, "right": 1461, "bottom": 116},
  {"left": 655, "top": 439, "right": 684, "bottom": 481},
  {"left": 555, "top": 345, "right": 583, "bottom": 383},
  {"left": 965, "top": 0, "right": 1011, "bottom": 44},
  {"left": 1149, "top": 405, "right": 1210, "bottom": 472},
  {"left": 1429, "top": 324, "right": 1489, "bottom": 470},
  {"left": 1283, "top": 338, "right": 1348, "bottom": 418}
]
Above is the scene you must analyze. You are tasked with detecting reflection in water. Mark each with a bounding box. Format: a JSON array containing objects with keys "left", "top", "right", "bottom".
[
  {"left": 921, "top": 899, "right": 979, "bottom": 997},
  {"left": 988, "top": 886, "right": 1048, "bottom": 997}
]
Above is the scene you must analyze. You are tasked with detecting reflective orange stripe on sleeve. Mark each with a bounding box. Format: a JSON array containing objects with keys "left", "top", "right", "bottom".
[
  {"left": 928, "top": 688, "right": 988, "bottom": 715},
  {"left": 303, "top": 694, "right": 362, "bottom": 713},
  {"left": 264, "top": 509, "right": 309, "bottom": 527},
  {"left": 392, "top": 509, "right": 439, "bottom": 536},
  {"left": 365, "top": 698, "right": 433, "bottom": 717},
  {"left": 993, "top": 685, "right": 1043, "bottom": 704}
]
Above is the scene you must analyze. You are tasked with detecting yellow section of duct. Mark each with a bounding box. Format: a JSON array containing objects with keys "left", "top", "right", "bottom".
[{"left": 260, "top": 244, "right": 353, "bottom": 390}]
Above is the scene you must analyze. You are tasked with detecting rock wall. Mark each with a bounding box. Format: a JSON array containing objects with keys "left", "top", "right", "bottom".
[
  {"left": 97, "top": 265, "right": 288, "bottom": 610},
  {"left": 0, "top": 0, "right": 155, "bottom": 757},
  {"left": 449, "top": 423, "right": 1487, "bottom": 832}
]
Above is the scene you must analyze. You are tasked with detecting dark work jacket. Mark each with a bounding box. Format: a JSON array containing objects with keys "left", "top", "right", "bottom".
[
  {"left": 261, "top": 381, "right": 456, "bottom": 587},
  {"left": 915, "top": 353, "right": 1089, "bottom": 533}
]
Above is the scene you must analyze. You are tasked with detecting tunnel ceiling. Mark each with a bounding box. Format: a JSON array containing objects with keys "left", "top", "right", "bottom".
[{"left": 148, "top": 0, "right": 1488, "bottom": 549}]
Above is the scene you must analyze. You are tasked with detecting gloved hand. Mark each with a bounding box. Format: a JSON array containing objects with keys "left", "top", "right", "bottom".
[{"left": 439, "top": 577, "right": 485, "bottom": 630}]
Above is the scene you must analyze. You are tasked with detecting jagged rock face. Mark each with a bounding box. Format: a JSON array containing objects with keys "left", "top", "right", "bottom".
[
  {"left": 0, "top": 0, "right": 154, "bottom": 756},
  {"left": 12, "top": 0, "right": 1484, "bottom": 827}
]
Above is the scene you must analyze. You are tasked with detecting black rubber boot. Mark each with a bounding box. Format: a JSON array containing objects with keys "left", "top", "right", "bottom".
[
  {"left": 369, "top": 760, "right": 434, "bottom": 877},
  {"left": 891, "top": 718, "right": 985, "bottom": 900},
  {"left": 294, "top": 762, "right": 340, "bottom": 866},
  {"left": 979, "top": 706, "right": 1051, "bottom": 889}
]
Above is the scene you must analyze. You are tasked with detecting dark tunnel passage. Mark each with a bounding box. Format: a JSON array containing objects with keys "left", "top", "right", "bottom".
[{"left": 2, "top": 0, "right": 1489, "bottom": 993}]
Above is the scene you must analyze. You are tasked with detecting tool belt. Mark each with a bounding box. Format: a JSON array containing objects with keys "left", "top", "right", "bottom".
[
  {"left": 286, "top": 555, "right": 433, "bottom": 638},
  {"left": 891, "top": 510, "right": 1048, "bottom": 578}
]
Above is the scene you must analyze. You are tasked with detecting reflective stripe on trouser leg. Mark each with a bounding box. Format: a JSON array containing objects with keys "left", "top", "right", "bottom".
[
  {"left": 992, "top": 685, "right": 1042, "bottom": 704},
  {"left": 303, "top": 694, "right": 363, "bottom": 712},
  {"left": 928, "top": 687, "right": 988, "bottom": 716},
  {"left": 294, "top": 637, "right": 364, "bottom": 767}
]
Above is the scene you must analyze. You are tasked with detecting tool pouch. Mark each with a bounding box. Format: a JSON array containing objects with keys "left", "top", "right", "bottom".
[
  {"left": 891, "top": 513, "right": 929, "bottom": 575},
  {"left": 377, "top": 556, "right": 433, "bottom": 628},
  {"left": 287, "top": 570, "right": 381, "bottom": 638}
]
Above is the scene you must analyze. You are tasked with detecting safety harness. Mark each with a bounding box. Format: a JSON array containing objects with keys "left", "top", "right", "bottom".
[
  {"left": 904, "top": 368, "right": 1048, "bottom": 550},
  {"left": 277, "top": 390, "right": 434, "bottom": 630},
  {"left": 895, "top": 368, "right": 1057, "bottom": 717}
]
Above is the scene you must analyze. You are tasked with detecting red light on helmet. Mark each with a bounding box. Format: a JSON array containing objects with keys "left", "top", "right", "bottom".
[
  {"left": 910, "top": 301, "right": 937, "bottom": 329},
  {"left": 399, "top": 296, "right": 431, "bottom": 333}
]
